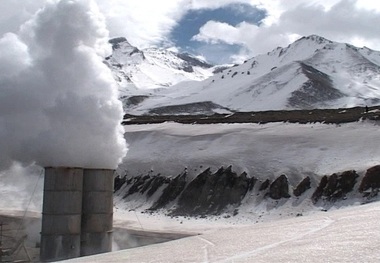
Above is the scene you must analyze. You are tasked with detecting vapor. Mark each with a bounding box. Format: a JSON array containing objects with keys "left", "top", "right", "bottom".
[{"left": 0, "top": 0, "right": 127, "bottom": 170}]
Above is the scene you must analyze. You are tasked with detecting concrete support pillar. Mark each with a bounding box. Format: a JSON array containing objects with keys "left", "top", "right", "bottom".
[
  {"left": 40, "top": 167, "right": 83, "bottom": 262},
  {"left": 80, "top": 169, "right": 114, "bottom": 256}
]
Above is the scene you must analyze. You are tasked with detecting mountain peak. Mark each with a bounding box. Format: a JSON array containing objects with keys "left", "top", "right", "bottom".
[
  {"left": 109, "top": 37, "right": 134, "bottom": 50},
  {"left": 297, "top": 34, "right": 333, "bottom": 44},
  {"left": 105, "top": 37, "right": 214, "bottom": 93},
  {"left": 109, "top": 36, "right": 128, "bottom": 44}
]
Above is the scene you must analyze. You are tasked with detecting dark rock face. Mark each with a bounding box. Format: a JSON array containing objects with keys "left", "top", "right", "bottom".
[
  {"left": 115, "top": 164, "right": 380, "bottom": 217},
  {"left": 334, "top": 170, "right": 358, "bottom": 197},
  {"left": 288, "top": 63, "right": 345, "bottom": 108},
  {"left": 259, "top": 179, "right": 270, "bottom": 191},
  {"left": 120, "top": 174, "right": 170, "bottom": 199},
  {"left": 293, "top": 177, "right": 311, "bottom": 197},
  {"left": 124, "top": 175, "right": 151, "bottom": 197},
  {"left": 268, "top": 174, "right": 290, "bottom": 199},
  {"left": 118, "top": 166, "right": 256, "bottom": 216},
  {"left": 114, "top": 175, "right": 126, "bottom": 192},
  {"left": 312, "top": 170, "right": 358, "bottom": 203},
  {"left": 148, "top": 101, "right": 231, "bottom": 115},
  {"left": 109, "top": 37, "right": 128, "bottom": 50},
  {"left": 173, "top": 166, "right": 256, "bottom": 216},
  {"left": 176, "top": 53, "right": 213, "bottom": 69},
  {"left": 123, "top": 106, "right": 380, "bottom": 125},
  {"left": 359, "top": 165, "right": 380, "bottom": 193},
  {"left": 150, "top": 172, "right": 187, "bottom": 210},
  {"left": 312, "top": 175, "right": 328, "bottom": 203},
  {"left": 124, "top": 95, "right": 149, "bottom": 106},
  {"left": 146, "top": 176, "right": 170, "bottom": 198},
  {"left": 172, "top": 168, "right": 212, "bottom": 215}
]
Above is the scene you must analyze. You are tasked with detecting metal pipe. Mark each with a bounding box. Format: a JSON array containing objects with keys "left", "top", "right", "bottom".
[
  {"left": 80, "top": 169, "right": 114, "bottom": 256},
  {"left": 40, "top": 167, "right": 83, "bottom": 262}
]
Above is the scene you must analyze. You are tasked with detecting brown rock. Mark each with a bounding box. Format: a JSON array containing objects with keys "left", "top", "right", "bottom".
[
  {"left": 359, "top": 165, "right": 380, "bottom": 192},
  {"left": 268, "top": 174, "right": 290, "bottom": 200},
  {"left": 312, "top": 170, "right": 358, "bottom": 203},
  {"left": 259, "top": 179, "right": 270, "bottom": 191},
  {"left": 293, "top": 177, "right": 311, "bottom": 197}
]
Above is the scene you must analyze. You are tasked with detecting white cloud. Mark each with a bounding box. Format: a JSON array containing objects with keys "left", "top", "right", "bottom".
[
  {"left": 95, "top": 0, "right": 187, "bottom": 48},
  {"left": 0, "top": 0, "right": 187, "bottom": 48},
  {"left": 94, "top": 0, "right": 258, "bottom": 48},
  {"left": 192, "top": 21, "right": 240, "bottom": 45},
  {"left": 193, "top": 20, "right": 289, "bottom": 59},
  {"left": 193, "top": 0, "right": 380, "bottom": 61},
  {"left": 279, "top": 0, "right": 380, "bottom": 42},
  {"left": 1, "top": 0, "right": 380, "bottom": 63}
]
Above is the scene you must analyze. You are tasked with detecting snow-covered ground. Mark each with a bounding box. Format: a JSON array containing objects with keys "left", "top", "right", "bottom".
[
  {"left": 119, "top": 120, "right": 380, "bottom": 180},
  {"left": 2, "top": 120, "right": 380, "bottom": 262},
  {"left": 67, "top": 201, "right": 380, "bottom": 262},
  {"left": 74, "top": 119, "right": 380, "bottom": 262}
]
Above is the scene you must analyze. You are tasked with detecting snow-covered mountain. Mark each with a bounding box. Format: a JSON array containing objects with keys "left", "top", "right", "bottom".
[
  {"left": 104, "top": 37, "right": 214, "bottom": 99},
  {"left": 122, "top": 35, "right": 380, "bottom": 115}
]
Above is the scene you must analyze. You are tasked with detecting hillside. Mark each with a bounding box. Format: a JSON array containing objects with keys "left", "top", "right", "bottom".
[
  {"left": 121, "top": 35, "right": 380, "bottom": 115},
  {"left": 116, "top": 117, "right": 380, "bottom": 219}
]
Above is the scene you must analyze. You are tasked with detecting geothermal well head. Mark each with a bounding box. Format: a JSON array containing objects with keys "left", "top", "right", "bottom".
[{"left": 40, "top": 167, "right": 114, "bottom": 262}]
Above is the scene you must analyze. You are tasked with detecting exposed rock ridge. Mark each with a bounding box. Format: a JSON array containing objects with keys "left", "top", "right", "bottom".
[{"left": 115, "top": 165, "right": 380, "bottom": 217}]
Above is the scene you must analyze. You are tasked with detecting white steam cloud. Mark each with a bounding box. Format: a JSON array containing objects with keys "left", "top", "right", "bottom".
[{"left": 0, "top": 0, "right": 127, "bottom": 170}]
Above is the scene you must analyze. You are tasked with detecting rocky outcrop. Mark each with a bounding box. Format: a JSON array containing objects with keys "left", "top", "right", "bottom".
[
  {"left": 124, "top": 175, "right": 151, "bottom": 197},
  {"left": 312, "top": 175, "right": 328, "bottom": 203},
  {"left": 173, "top": 166, "right": 256, "bottom": 216},
  {"left": 268, "top": 174, "right": 290, "bottom": 199},
  {"left": 146, "top": 176, "right": 170, "bottom": 198},
  {"left": 117, "top": 166, "right": 256, "bottom": 216},
  {"left": 359, "top": 165, "right": 380, "bottom": 194},
  {"left": 293, "top": 177, "right": 311, "bottom": 197},
  {"left": 312, "top": 170, "right": 358, "bottom": 203},
  {"left": 117, "top": 173, "right": 170, "bottom": 198},
  {"left": 150, "top": 172, "right": 187, "bottom": 210},
  {"left": 259, "top": 179, "right": 270, "bottom": 191},
  {"left": 115, "top": 165, "right": 380, "bottom": 217},
  {"left": 114, "top": 175, "right": 126, "bottom": 192}
]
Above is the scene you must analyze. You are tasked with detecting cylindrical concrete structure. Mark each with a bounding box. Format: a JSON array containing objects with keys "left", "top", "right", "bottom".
[
  {"left": 80, "top": 169, "right": 114, "bottom": 256},
  {"left": 40, "top": 167, "right": 83, "bottom": 262}
]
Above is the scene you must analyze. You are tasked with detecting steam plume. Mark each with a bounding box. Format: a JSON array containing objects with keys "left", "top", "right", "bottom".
[{"left": 0, "top": 0, "right": 127, "bottom": 170}]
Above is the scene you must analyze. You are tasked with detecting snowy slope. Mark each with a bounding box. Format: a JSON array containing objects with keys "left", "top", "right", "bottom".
[
  {"left": 2, "top": 121, "right": 380, "bottom": 262},
  {"left": 104, "top": 37, "right": 213, "bottom": 99},
  {"left": 114, "top": 120, "right": 380, "bottom": 218},
  {"left": 128, "top": 35, "right": 380, "bottom": 115},
  {"left": 62, "top": 120, "right": 380, "bottom": 262},
  {"left": 3, "top": 121, "right": 378, "bottom": 217},
  {"left": 119, "top": 121, "right": 380, "bottom": 179},
  {"left": 66, "top": 201, "right": 380, "bottom": 263}
]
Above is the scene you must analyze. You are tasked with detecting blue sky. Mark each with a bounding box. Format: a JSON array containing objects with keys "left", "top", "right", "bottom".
[{"left": 170, "top": 3, "right": 267, "bottom": 64}]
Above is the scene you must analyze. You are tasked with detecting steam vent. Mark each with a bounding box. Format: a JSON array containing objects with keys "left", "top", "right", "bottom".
[{"left": 40, "top": 167, "right": 114, "bottom": 262}]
